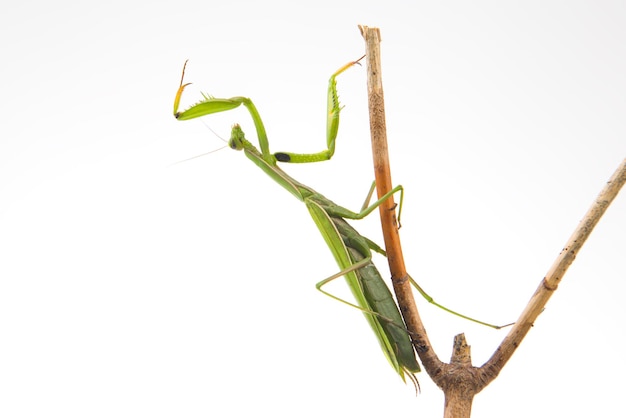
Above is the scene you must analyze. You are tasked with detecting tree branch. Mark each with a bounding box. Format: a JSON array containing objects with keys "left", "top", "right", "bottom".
[
  {"left": 480, "top": 157, "right": 626, "bottom": 385},
  {"left": 357, "top": 24, "right": 626, "bottom": 418},
  {"left": 358, "top": 25, "right": 442, "bottom": 375}
]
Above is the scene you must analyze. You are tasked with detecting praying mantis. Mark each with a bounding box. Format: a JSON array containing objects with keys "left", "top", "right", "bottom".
[{"left": 172, "top": 56, "right": 504, "bottom": 385}]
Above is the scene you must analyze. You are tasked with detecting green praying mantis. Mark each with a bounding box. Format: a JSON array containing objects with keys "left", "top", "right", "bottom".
[{"left": 172, "top": 56, "right": 505, "bottom": 386}]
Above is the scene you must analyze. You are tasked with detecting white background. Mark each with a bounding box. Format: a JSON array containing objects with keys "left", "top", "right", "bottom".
[{"left": 1, "top": 1, "right": 625, "bottom": 417}]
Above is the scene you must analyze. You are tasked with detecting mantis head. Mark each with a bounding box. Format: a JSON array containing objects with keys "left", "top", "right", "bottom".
[{"left": 228, "top": 124, "right": 246, "bottom": 151}]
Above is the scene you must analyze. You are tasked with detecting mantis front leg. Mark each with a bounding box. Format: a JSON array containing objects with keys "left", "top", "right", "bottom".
[
  {"left": 273, "top": 55, "right": 365, "bottom": 163},
  {"left": 174, "top": 56, "right": 365, "bottom": 165}
]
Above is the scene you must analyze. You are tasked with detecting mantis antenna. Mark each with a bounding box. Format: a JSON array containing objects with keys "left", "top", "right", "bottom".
[{"left": 168, "top": 120, "right": 229, "bottom": 167}]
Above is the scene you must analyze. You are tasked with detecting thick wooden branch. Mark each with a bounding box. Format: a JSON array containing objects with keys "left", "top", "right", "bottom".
[{"left": 358, "top": 25, "right": 443, "bottom": 376}]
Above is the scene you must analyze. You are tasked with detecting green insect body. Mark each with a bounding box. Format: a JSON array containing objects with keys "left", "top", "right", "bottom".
[{"left": 173, "top": 57, "right": 420, "bottom": 383}]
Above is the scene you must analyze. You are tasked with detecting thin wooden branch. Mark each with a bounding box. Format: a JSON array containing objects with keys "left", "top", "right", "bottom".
[{"left": 479, "top": 157, "right": 626, "bottom": 385}]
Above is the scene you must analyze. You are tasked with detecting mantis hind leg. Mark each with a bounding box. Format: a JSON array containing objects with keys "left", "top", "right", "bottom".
[
  {"left": 315, "top": 256, "right": 377, "bottom": 315},
  {"left": 315, "top": 248, "right": 421, "bottom": 376},
  {"left": 343, "top": 214, "right": 512, "bottom": 330},
  {"left": 407, "top": 275, "right": 514, "bottom": 329}
]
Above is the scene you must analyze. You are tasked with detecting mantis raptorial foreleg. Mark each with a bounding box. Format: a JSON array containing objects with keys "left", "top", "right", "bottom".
[{"left": 175, "top": 56, "right": 365, "bottom": 164}]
